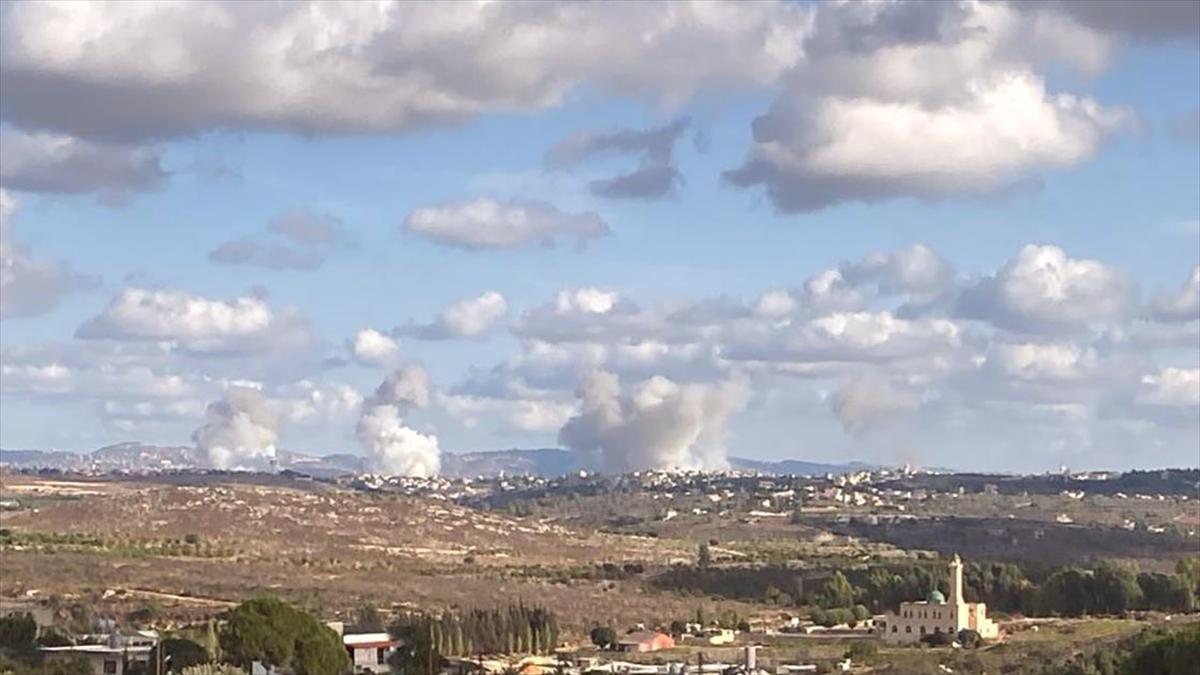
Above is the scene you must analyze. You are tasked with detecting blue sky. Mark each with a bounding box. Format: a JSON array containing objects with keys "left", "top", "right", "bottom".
[{"left": 1, "top": 1, "right": 1197, "bottom": 473}]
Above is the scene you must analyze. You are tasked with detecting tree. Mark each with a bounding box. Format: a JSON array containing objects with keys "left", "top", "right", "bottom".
[
  {"left": 669, "top": 620, "right": 686, "bottom": 636},
  {"left": 823, "top": 571, "right": 856, "bottom": 609},
  {"left": 589, "top": 626, "right": 616, "bottom": 650},
  {"left": 0, "top": 613, "right": 37, "bottom": 655},
  {"left": 218, "top": 597, "right": 348, "bottom": 674},
  {"left": 1093, "top": 562, "right": 1143, "bottom": 615},
  {"left": 697, "top": 542, "right": 713, "bottom": 568},
  {"left": 150, "top": 638, "right": 208, "bottom": 674},
  {"left": 355, "top": 604, "right": 384, "bottom": 632},
  {"left": 1121, "top": 623, "right": 1200, "bottom": 675}
]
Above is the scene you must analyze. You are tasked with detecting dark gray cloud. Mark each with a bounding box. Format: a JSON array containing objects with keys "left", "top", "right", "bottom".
[
  {"left": 0, "top": 2, "right": 804, "bottom": 142},
  {"left": 0, "top": 129, "right": 166, "bottom": 203},
  {"left": 1033, "top": 0, "right": 1200, "bottom": 41},
  {"left": 546, "top": 117, "right": 690, "bottom": 200},
  {"left": 208, "top": 209, "right": 353, "bottom": 270}
]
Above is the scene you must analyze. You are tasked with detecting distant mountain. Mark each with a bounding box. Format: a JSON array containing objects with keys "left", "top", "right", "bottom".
[{"left": 1, "top": 443, "right": 866, "bottom": 478}]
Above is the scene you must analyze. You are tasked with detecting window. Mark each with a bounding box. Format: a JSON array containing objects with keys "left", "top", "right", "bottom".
[
  {"left": 378, "top": 647, "right": 386, "bottom": 664},
  {"left": 905, "top": 626, "right": 911, "bottom": 634},
  {"left": 104, "top": 660, "right": 118, "bottom": 675},
  {"left": 919, "top": 626, "right": 926, "bottom": 635}
]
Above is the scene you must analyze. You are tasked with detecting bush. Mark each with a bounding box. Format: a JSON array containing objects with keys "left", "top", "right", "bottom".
[
  {"left": 590, "top": 626, "right": 616, "bottom": 649},
  {"left": 920, "top": 631, "right": 955, "bottom": 647},
  {"left": 845, "top": 640, "right": 878, "bottom": 659},
  {"left": 0, "top": 613, "right": 37, "bottom": 654},
  {"left": 957, "top": 629, "right": 982, "bottom": 649}
]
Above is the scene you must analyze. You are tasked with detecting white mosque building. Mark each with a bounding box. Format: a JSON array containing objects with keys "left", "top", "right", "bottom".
[{"left": 879, "top": 554, "right": 1000, "bottom": 644}]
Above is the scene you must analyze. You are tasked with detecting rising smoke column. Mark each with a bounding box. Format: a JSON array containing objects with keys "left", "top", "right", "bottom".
[
  {"left": 193, "top": 386, "right": 279, "bottom": 470},
  {"left": 356, "top": 366, "right": 441, "bottom": 477},
  {"left": 558, "top": 370, "right": 746, "bottom": 472},
  {"left": 831, "top": 376, "right": 916, "bottom": 436}
]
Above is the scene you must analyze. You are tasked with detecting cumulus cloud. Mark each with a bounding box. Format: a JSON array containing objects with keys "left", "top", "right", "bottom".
[
  {"left": 0, "top": 188, "right": 92, "bottom": 319},
  {"left": 405, "top": 198, "right": 609, "bottom": 250},
  {"left": 957, "top": 245, "right": 1135, "bottom": 334},
  {"left": 75, "top": 287, "right": 313, "bottom": 354},
  {"left": 209, "top": 208, "right": 353, "bottom": 270},
  {"left": 351, "top": 328, "right": 400, "bottom": 367},
  {"left": 0, "top": 129, "right": 166, "bottom": 203},
  {"left": 724, "top": 311, "right": 962, "bottom": 366},
  {"left": 357, "top": 366, "right": 440, "bottom": 476},
  {"left": 192, "top": 386, "right": 279, "bottom": 470},
  {"left": 558, "top": 370, "right": 746, "bottom": 472},
  {"left": 439, "top": 392, "right": 575, "bottom": 432},
  {"left": 840, "top": 244, "right": 956, "bottom": 298},
  {"left": 725, "top": 1, "right": 1128, "bottom": 211},
  {"left": 0, "top": 1, "right": 805, "bottom": 142},
  {"left": 546, "top": 117, "right": 690, "bottom": 200},
  {"left": 274, "top": 379, "right": 364, "bottom": 425},
  {"left": 831, "top": 376, "right": 917, "bottom": 435},
  {"left": 1136, "top": 368, "right": 1200, "bottom": 407},
  {"left": 401, "top": 291, "right": 508, "bottom": 339},
  {"left": 1148, "top": 267, "right": 1200, "bottom": 323}
]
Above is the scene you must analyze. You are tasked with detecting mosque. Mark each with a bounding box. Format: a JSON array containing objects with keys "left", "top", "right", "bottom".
[{"left": 879, "top": 554, "right": 1000, "bottom": 644}]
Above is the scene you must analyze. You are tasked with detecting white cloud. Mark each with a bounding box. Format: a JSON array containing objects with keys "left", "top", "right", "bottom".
[
  {"left": 402, "top": 291, "right": 508, "bottom": 339},
  {"left": 725, "top": 1, "right": 1128, "bottom": 211},
  {"left": 1148, "top": 266, "right": 1200, "bottom": 323},
  {"left": 840, "top": 244, "right": 956, "bottom": 297},
  {"left": 1137, "top": 368, "right": 1200, "bottom": 407},
  {"left": 351, "top": 328, "right": 400, "bottom": 367},
  {"left": 957, "top": 244, "right": 1135, "bottom": 333},
  {"left": 405, "top": 198, "right": 609, "bottom": 250},
  {"left": 0, "top": 1, "right": 806, "bottom": 141},
  {"left": 274, "top": 379, "right": 364, "bottom": 425},
  {"left": 75, "top": 287, "right": 313, "bottom": 354}
]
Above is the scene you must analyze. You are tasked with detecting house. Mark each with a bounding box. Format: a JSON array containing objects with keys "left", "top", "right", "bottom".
[
  {"left": 40, "top": 645, "right": 152, "bottom": 675},
  {"left": 878, "top": 555, "right": 1000, "bottom": 644},
  {"left": 343, "top": 632, "right": 399, "bottom": 673},
  {"left": 614, "top": 631, "right": 675, "bottom": 653}
]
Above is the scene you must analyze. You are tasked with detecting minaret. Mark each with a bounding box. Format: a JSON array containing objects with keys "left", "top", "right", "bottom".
[{"left": 949, "top": 554, "right": 964, "bottom": 605}]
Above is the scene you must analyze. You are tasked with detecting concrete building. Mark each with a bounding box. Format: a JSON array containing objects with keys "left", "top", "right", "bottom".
[
  {"left": 879, "top": 554, "right": 999, "bottom": 644},
  {"left": 343, "top": 632, "right": 399, "bottom": 673},
  {"left": 40, "top": 645, "right": 152, "bottom": 675}
]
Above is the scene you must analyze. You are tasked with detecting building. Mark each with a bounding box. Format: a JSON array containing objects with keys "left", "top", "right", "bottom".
[
  {"left": 879, "top": 554, "right": 999, "bottom": 644},
  {"left": 343, "top": 632, "right": 399, "bottom": 673},
  {"left": 614, "top": 631, "right": 675, "bottom": 653},
  {"left": 40, "top": 645, "right": 152, "bottom": 675}
]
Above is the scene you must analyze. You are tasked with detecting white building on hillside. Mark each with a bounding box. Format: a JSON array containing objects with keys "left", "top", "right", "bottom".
[{"left": 879, "top": 554, "right": 999, "bottom": 644}]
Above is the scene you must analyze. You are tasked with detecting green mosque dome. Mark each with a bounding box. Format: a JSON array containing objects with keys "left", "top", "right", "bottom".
[{"left": 927, "top": 589, "right": 946, "bottom": 604}]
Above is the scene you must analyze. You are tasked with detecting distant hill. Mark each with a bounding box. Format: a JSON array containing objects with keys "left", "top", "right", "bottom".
[{"left": 1, "top": 443, "right": 866, "bottom": 478}]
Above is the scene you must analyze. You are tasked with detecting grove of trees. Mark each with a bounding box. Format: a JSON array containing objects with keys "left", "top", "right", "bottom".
[
  {"left": 218, "top": 597, "right": 348, "bottom": 675},
  {"left": 388, "top": 604, "right": 559, "bottom": 675}
]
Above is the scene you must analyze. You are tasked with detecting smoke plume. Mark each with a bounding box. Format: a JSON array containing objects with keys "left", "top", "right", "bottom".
[
  {"left": 831, "top": 376, "right": 916, "bottom": 436},
  {"left": 558, "top": 370, "right": 746, "bottom": 472},
  {"left": 193, "top": 386, "right": 279, "bottom": 470},
  {"left": 357, "top": 366, "right": 441, "bottom": 476}
]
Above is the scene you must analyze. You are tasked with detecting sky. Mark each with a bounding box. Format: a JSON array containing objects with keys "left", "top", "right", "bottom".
[{"left": 0, "top": 0, "right": 1198, "bottom": 474}]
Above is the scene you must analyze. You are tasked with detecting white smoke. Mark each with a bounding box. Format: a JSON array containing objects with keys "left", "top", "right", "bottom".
[
  {"left": 193, "top": 386, "right": 279, "bottom": 470},
  {"left": 831, "top": 376, "right": 917, "bottom": 436},
  {"left": 356, "top": 366, "right": 441, "bottom": 477},
  {"left": 558, "top": 370, "right": 746, "bottom": 472}
]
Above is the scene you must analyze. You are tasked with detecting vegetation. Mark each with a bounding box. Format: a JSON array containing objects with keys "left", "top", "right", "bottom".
[
  {"left": 217, "top": 597, "right": 348, "bottom": 675},
  {"left": 589, "top": 626, "right": 616, "bottom": 650},
  {"left": 149, "top": 638, "right": 209, "bottom": 674},
  {"left": 1035, "top": 622, "right": 1200, "bottom": 675},
  {"left": 388, "top": 604, "right": 559, "bottom": 675}
]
